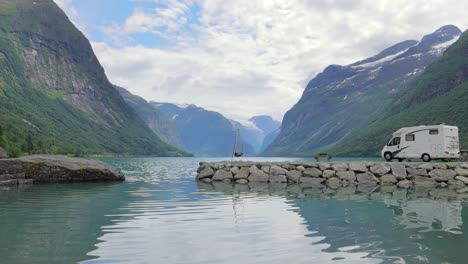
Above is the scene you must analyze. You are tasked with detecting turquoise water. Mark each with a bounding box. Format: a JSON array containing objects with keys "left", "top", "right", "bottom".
[{"left": 1, "top": 157, "right": 468, "bottom": 264}]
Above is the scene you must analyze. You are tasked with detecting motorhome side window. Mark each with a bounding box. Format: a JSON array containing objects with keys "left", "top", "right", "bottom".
[
  {"left": 429, "top": 129, "right": 439, "bottom": 135},
  {"left": 388, "top": 137, "right": 401, "bottom": 146},
  {"left": 405, "top": 134, "right": 415, "bottom": 141}
]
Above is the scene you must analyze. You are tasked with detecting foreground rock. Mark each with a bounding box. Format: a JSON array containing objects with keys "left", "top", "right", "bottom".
[
  {"left": 0, "top": 155, "right": 125, "bottom": 186},
  {"left": 196, "top": 161, "right": 468, "bottom": 189}
]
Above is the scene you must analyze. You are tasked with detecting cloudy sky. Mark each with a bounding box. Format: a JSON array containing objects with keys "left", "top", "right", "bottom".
[{"left": 54, "top": 0, "right": 467, "bottom": 123}]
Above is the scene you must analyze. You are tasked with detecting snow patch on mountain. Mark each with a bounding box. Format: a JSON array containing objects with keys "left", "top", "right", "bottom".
[{"left": 352, "top": 48, "right": 410, "bottom": 69}]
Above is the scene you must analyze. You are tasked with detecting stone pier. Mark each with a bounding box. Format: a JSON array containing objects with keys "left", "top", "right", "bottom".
[{"left": 196, "top": 161, "right": 468, "bottom": 189}]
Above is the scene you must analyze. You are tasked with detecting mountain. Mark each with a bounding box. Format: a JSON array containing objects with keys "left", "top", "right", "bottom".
[
  {"left": 229, "top": 115, "right": 281, "bottom": 154},
  {"left": 263, "top": 25, "right": 462, "bottom": 157},
  {"left": 115, "top": 86, "right": 184, "bottom": 149},
  {"left": 329, "top": 29, "right": 468, "bottom": 156},
  {"left": 152, "top": 102, "right": 255, "bottom": 157},
  {"left": 0, "top": 0, "right": 186, "bottom": 156}
]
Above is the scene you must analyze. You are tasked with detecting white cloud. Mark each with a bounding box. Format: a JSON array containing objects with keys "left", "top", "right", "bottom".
[{"left": 85, "top": 0, "right": 468, "bottom": 122}]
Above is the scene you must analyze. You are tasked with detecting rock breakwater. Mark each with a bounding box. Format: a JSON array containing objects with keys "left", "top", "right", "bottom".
[{"left": 196, "top": 161, "right": 468, "bottom": 189}]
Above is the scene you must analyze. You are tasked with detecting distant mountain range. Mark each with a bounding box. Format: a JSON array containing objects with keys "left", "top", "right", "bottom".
[
  {"left": 230, "top": 115, "right": 281, "bottom": 154},
  {"left": 263, "top": 25, "right": 464, "bottom": 157},
  {"left": 151, "top": 102, "right": 258, "bottom": 157},
  {"left": 0, "top": 0, "right": 187, "bottom": 157}
]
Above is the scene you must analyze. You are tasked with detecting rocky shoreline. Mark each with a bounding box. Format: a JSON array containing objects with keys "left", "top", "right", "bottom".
[
  {"left": 196, "top": 161, "right": 468, "bottom": 189},
  {"left": 0, "top": 155, "right": 125, "bottom": 187}
]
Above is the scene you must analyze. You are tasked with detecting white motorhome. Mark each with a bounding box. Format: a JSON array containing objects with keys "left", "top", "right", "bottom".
[{"left": 381, "top": 125, "right": 460, "bottom": 162}]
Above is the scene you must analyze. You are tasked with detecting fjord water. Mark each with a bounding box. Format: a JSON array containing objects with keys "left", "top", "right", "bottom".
[{"left": 1, "top": 158, "right": 468, "bottom": 264}]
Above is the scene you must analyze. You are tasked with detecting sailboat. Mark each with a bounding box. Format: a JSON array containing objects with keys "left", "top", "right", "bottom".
[{"left": 232, "top": 128, "right": 244, "bottom": 158}]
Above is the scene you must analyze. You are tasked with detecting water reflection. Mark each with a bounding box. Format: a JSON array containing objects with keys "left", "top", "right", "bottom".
[
  {"left": 1, "top": 157, "right": 468, "bottom": 264},
  {"left": 197, "top": 182, "right": 468, "bottom": 263}
]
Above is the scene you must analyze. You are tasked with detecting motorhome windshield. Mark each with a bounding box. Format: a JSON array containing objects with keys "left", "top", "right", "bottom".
[{"left": 387, "top": 137, "right": 401, "bottom": 146}]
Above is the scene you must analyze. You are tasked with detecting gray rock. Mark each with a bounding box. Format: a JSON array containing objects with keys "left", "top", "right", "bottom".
[
  {"left": 300, "top": 177, "right": 325, "bottom": 185},
  {"left": 418, "top": 163, "right": 433, "bottom": 170},
  {"left": 270, "top": 165, "right": 288, "bottom": 176},
  {"left": 0, "top": 147, "right": 7, "bottom": 159},
  {"left": 337, "top": 171, "right": 356, "bottom": 182},
  {"left": 286, "top": 170, "right": 302, "bottom": 183},
  {"left": 249, "top": 165, "right": 260, "bottom": 174},
  {"left": 212, "top": 170, "right": 233, "bottom": 181},
  {"left": 296, "top": 165, "right": 305, "bottom": 171},
  {"left": 230, "top": 167, "right": 239, "bottom": 175},
  {"left": 447, "top": 180, "right": 465, "bottom": 189},
  {"left": 322, "top": 170, "right": 336, "bottom": 178},
  {"left": 391, "top": 164, "right": 407, "bottom": 180},
  {"left": 439, "top": 182, "right": 447, "bottom": 188},
  {"left": 1, "top": 155, "right": 126, "bottom": 183},
  {"left": 455, "top": 176, "right": 468, "bottom": 185},
  {"left": 447, "top": 163, "right": 459, "bottom": 169},
  {"left": 433, "top": 163, "right": 448, "bottom": 169},
  {"left": 414, "top": 176, "right": 437, "bottom": 187},
  {"left": 356, "top": 172, "right": 379, "bottom": 185},
  {"left": 318, "top": 163, "right": 331, "bottom": 171},
  {"left": 201, "top": 178, "right": 212, "bottom": 183},
  {"left": 331, "top": 163, "right": 348, "bottom": 172},
  {"left": 461, "top": 163, "right": 468, "bottom": 169},
  {"left": 234, "top": 167, "right": 250, "bottom": 179},
  {"left": 370, "top": 164, "right": 391, "bottom": 176},
  {"left": 428, "top": 169, "right": 457, "bottom": 182},
  {"left": 270, "top": 175, "right": 287, "bottom": 183},
  {"left": 380, "top": 175, "right": 397, "bottom": 185},
  {"left": 222, "top": 178, "right": 232, "bottom": 183},
  {"left": 455, "top": 168, "right": 468, "bottom": 176},
  {"left": 196, "top": 166, "right": 215, "bottom": 179},
  {"left": 249, "top": 170, "right": 270, "bottom": 182},
  {"left": 349, "top": 163, "right": 367, "bottom": 172},
  {"left": 397, "top": 179, "right": 413, "bottom": 189},
  {"left": 303, "top": 168, "right": 322, "bottom": 177},
  {"left": 261, "top": 166, "right": 270, "bottom": 173},
  {"left": 407, "top": 167, "right": 428, "bottom": 177},
  {"left": 326, "top": 177, "right": 340, "bottom": 189},
  {"left": 236, "top": 179, "right": 249, "bottom": 184}
]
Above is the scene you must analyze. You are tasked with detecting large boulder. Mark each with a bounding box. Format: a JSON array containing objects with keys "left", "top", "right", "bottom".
[
  {"left": 270, "top": 175, "right": 287, "bottom": 183},
  {"left": 249, "top": 170, "right": 269, "bottom": 182},
  {"left": 337, "top": 171, "right": 356, "bottom": 182},
  {"left": 212, "top": 170, "right": 233, "bottom": 181},
  {"left": 349, "top": 163, "right": 367, "bottom": 173},
  {"left": 270, "top": 165, "right": 288, "bottom": 176},
  {"left": 356, "top": 172, "right": 379, "bottom": 185},
  {"left": 322, "top": 170, "right": 336, "bottom": 178},
  {"left": 397, "top": 179, "right": 413, "bottom": 189},
  {"left": 407, "top": 167, "right": 428, "bottom": 177},
  {"left": 0, "top": 147, "right": 7, "bottom": 159},
  {"left": 380, "top": 175, "right": 397, "bottom": 185},
  {"left": 303, "top": 168, "right": 322, "bottom": 177},
  {"left": 391, "top": 164, "right": 407, "bottom": 180},
  {"left": 286, "top": 170, "right": 302, "bottom": 183},
  {"left": 196, "top": 166, "right": 214, "bottom": 179},
  {"left": 326, "top": 177, "right": 340, "bottom": 189},
  {"left": 455, "top": 168, "right": 468, "bottom": 176},
  {"left": 455, "top": 176, "right": 468, "bottom": 185},
  {"left": 331, "top": 163, "right": 348, "bottom": 172},
  {"left": 428, "top": 169, "right": 457, "bottom": 182},
  {"left": 16, "top": 155, "right": 125, "bottom": 183},
  {"left": 234, "top": 167, "right": 250, "bottom": 179},
  {"left": 370, "top": 164, "right": 391, "bottom": 177}
]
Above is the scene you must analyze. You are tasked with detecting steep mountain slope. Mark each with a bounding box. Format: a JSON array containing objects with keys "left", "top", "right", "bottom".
[
  {"left": 230, "top": 115, "right": 281, "bottom": 154},
  {"left": 153, "top": 102, "right": 255, "bottom": 156},
  {"left": 264, "top": 25, "right": 462, "bottom": 156},
  {"left": 115, "top": 86, "right": 184, "bottom": 149},
  {"left": 330, "top": 30, "right": 468, "bottom": 156},
  {"left": 0, "top": 0, "right": 186, "bottom": 156}
]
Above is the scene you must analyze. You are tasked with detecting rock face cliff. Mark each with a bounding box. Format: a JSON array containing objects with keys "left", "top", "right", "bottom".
[
  {"left": 331, "top": 29, "right": 468, "bottom": 156},
  {"left": 152, "top": 102, "right": 255, "bottom": 157},
  {"left": 0, "top": 0, "right": 186, "bottom": 156},
  {"left": 264, "top": 25, "right": 462, "bottom": 157}
]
